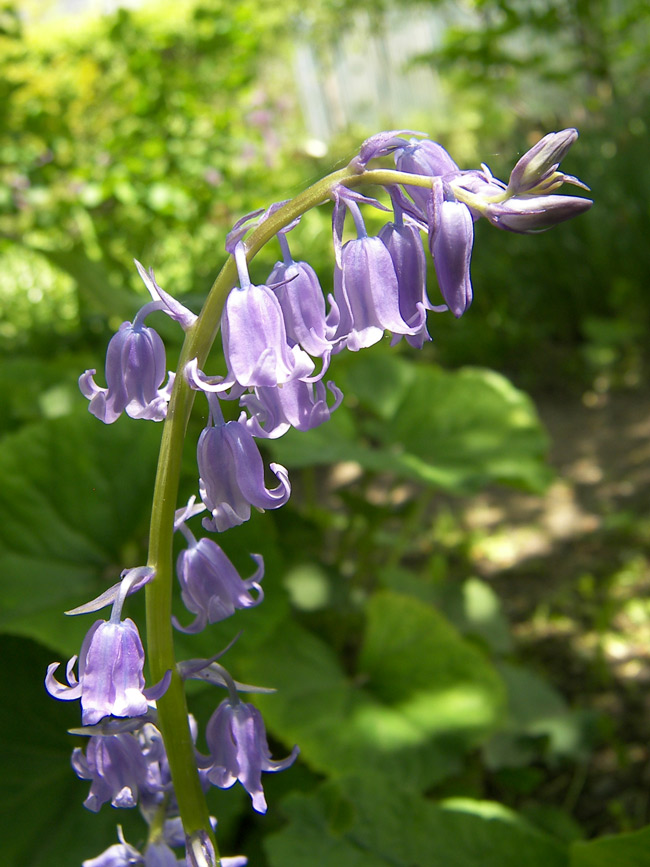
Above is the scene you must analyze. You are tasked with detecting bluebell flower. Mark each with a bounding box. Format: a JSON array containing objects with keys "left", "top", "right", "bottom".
[
  {"left": 378, "top": 187, "right": 441, "bottom": 347},
  {"left": 79, "top": 302, "right": 174, "bottom": 424},
  {"left": 82, "top": 827, "right": 143, "bottom": 867},
  {"left": 240, "top": 379, "right": 343, "bottom": 439},
  {"left": 194, "top": 390, "right": 291, "bottom": 532},
  {"left": 46, "top": 572, "right": 170, "bottom": 724},
  {"left": 427, "top": 178, "right": 475, "bottom": 318},
  {"left": 393, "top": 137, "right": 460, "bottom": 213},
  {"left": 267, "top": 233, "right": 341, "bottom": 371},
  {"left": 331, "top": 192, "right": 424, "bottom": 350},
  {"left": 173, "top": 523, "right": 264, "bottom": 634},
  {"left": 71, "top": 731, "right": 151, "bottom": 811},
  {"left": 348, "top": 129, "right": 426, "bottom": 171},
  {"left": 506, "top": 128, "right": 588, "bottom": 197},
  {"left": 482, "top": 193, "right": 594, "bottom": 233},
  {"left": 201, "top": 698, "right": 299, "bottom": 814},
  {"left": 220, "top": 242, "right": 314, "bottom": 389}
]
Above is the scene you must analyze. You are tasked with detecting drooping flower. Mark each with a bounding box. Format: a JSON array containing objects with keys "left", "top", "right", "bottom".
[
  {"left": 220, "top": 242, "right": 314, "bottom": 389},
  {"left": 201, "top": 698, "right": 299, "bottom": 814},
  {"left": 71, "top": 730, "right": 151, "bottom": 812},
  {"left": 195, "top": 390, "right": 291, "bottom": 532},
  {"left": 332, "top": 192, "right": 424, "bottom": 350},
  {"left": 348, "top": 129, "right": 426, "bottom": 171},
  {"left": 267, "top": 232, "right": 341, "bottom": 369},
  {"left": 82, "top": 827, "right": 143, "bottom": 867},
  {"left": 173, "top": 523, "right": 264, "bottom": 633},
  {"left": 45, "top": 572, "right": 170, "bottom": 724},
  {"left": 79, "top": 302, "right": 174, "bottom": 424},
  {"left": 393, "top": 137, "right": 460, "bottom": 213},
  {"left": 240, "top": 378, "right": 343, "bottom": 439},
  {"left": 427, "top": 178, "right": 474, "bottom": 318}
]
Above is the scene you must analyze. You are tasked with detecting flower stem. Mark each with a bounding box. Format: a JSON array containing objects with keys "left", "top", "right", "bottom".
[{"left": 144, "top": 161, "right": 433, "bottom": 856}]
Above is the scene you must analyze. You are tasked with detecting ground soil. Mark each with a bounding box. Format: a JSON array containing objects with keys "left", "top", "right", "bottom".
[{"left": 461, "top": 386, "right": 650, "bottom": 835}]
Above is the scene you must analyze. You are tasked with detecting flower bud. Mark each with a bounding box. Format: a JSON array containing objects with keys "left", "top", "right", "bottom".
[{"left": 484, "top": 194, "right": 593, "bottom": 233}]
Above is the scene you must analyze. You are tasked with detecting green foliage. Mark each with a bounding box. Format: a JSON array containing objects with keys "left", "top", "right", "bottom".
[
  {"left": 268, "top": 348, "right": 552, "bottom": 493},
  {"left": 0, "top": 0, "right": 644, "bottom": 863}
]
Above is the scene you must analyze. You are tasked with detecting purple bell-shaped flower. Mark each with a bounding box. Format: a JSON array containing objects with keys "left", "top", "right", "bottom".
[
  {"left": 79, "top": 301, "right": 174, "bottom": 424},
  {"left": 196, "top": 391, "right": 291, "bottom": 532},
  {"left": 173, "top": 522, "right": 264, "bottom": 633},
  {"left": 220, "top": 242, "right": 314, "bottom": 389},
  {"left": 240, "top": 379, "right": 343, "bottom": 439},
  {"left": 201, "top": 697, "right": 299, "bottom": 814},
  {"left": 71, "top": 730, "right": 151, "bottom": 811},
  {"left": 427, "top": 178, "right": 475, "bottom": 318},
  {"left": 332, "top": 195, "right": 425, "bottom": 350},
  {"left": 267, "top": 233, "right": 341, "bottom": 370},
  {"left": 393, "top": 137, "right": 460, "bottom": 214},
  {"left": 45, "top": 572, "right": 170, "bottom": 725}
]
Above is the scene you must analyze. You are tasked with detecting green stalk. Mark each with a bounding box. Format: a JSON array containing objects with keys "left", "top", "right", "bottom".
[{"left": 144, "top": 162, "right": 435, "bottom": 859}]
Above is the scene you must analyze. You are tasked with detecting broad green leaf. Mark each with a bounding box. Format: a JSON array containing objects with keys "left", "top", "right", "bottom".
[
  {"left": 484, "top": 663, "right": 598, "bottom": 770},
  {"left": 359, "top": 591, "right": 506, "bottom": 745},
  {"left": 236, "top": 618, "right": 459, "bottom": 791},
  {"left": 268, "top": 362, "right": 551, "bottom": 494},
  {"left": 266, "top": 775, "right": 568, "bottom": 867},
  {"left": 0, "top": 411, "right": 161, "bottom": 654},
  {"left": 570, "top": 824, "right": 650, "bottom": 867},
  {"left": 236, "top": 591, "right": 505, "bottom": 793},
  {"left": 0, "top": 635, "right": 144, "bottom": 867}
]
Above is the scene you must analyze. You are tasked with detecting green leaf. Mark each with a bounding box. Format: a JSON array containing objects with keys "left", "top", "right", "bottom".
[
  {"left": 0, "top": 635, "right": 144, "bottom": 867},
  {"left": 266, "top": 775, "right": 568, "bottom": 867},
  {"left": 236, "top": 591, "right": 505, "bottom": 793},
  {"left": 0, "top": 411, "right": 161, "bottom": 654},
  {"left": 359, "top": 591, "right": 506, "bottom": 745},
  {"left": 569, "top": 824, "right": 650, "bottom": 867},
  {"left": 268, "top": 361, "right": 551, "bottom": 495}
]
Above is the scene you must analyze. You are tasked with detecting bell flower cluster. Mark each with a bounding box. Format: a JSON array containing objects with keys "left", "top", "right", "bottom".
[{"left": 47, "top": 128, "right": 592, "bottom": 865}]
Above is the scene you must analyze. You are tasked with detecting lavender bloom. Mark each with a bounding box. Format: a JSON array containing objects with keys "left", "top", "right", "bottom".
[
  {"left": 83, "top": 828, "right": 143, "bottom": 867},
  {"left": 197, "top": 392, "right": 291, "bottom": 532},
  {"left": 240, "top": 379, "right": 343, "bottom": 439},
  {"left": 482, "top": 193, "right": 593, "bottom": 233},
  {"left": 46, "top": 573, "right": 170, "bottom": 724},
  {"left": 220, "top": 242, "right": 314, "bottom": 389},
  {"left": 71, "top": 731, "right": 150, "bottom": 811},
  {"left": 332, "top": 197, "right": 424, "bottom": 350},
  {"left": 79, "top": 302, "right": 174, "bottom": 424},
  {"left": 173, "top": 525, "right": 264, "bottom": 633},
  {"left": 506, "top": 128, "right": 588, "bottom": 196},
  {"left": 267, "top": 233, "right": 341, "bottom": 368},
  {"left": 143, "top": 841, "right": 180, "bottom": 867},
  {"left": 393, "top": 138, "right": 460, "bottom": 213},
  {"left": 427, "top": 179, "right": 474, "bottom": 318},
  {"left": 378, "top": 190, "right": 436, "bottom": 347},
  {"left": 348, "top": 128, "right": 425, "bottom": 171},
  {"left": 202, "top": 698, "right": 299, "bottom": 813}
]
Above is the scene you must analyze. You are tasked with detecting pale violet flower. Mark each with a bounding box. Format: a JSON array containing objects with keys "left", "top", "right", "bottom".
[
  {"left": 427, "top": 178, "right": 474, "bottom": 318},
  {"left": 173, "top": 522, "right": 264, "bottom": 633},
  {"left": 195, "top": 390, "right": 291, "bottom": 532},
  {"left": 220, "top": 242, "right": 314, "bottom": 389},
  {"left": 79, "top": 302, "right": 174, "bottom": 424},
  {"left": 45, "top": 571, "right": 170, "bottom": 724},
  {"left": 201, "top": 698, "right": 299, "bottom": 814}
]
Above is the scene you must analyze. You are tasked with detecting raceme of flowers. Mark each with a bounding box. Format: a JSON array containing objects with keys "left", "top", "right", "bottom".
[{"left": 46, "top": 129, "right": 592, "bottom": 866}]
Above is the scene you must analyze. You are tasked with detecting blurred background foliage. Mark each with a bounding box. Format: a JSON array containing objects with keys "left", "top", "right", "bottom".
[{"left": 1, "top": 0, "right": 650, "bottom": 865}]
